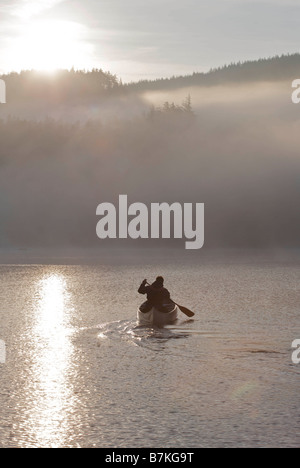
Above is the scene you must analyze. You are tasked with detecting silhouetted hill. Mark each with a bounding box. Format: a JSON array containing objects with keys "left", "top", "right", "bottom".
[
  {"left": 1, "top": 54, "right": 299, "bottom": 105},
  {"left": 126, "top": 54, "right": 300, "bottom": 91},
  {"left": 0, "top": 68, "right": 121, "bottom": 105}
]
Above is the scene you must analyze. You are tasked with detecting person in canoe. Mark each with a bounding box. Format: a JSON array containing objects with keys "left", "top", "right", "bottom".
[{"left": 138, "top": 276, "right": 173, "bottom": 313}]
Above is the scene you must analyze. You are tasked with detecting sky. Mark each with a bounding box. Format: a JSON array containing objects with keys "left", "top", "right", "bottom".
[{"left": 0, "top": 0, "right": 300, "bottom": 82}]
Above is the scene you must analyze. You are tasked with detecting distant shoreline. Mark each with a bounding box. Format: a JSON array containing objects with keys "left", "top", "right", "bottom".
[{"left": 0, "top": 247, "right": 299, "bottom": 266}]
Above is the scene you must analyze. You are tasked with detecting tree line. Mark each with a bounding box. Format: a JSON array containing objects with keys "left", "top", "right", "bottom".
[{"left": 1, "top": 54, "right": 299, "bottom": 105}]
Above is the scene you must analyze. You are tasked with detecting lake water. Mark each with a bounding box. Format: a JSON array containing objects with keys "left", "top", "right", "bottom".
[{"left": 0, "top": 249, "right": 299, "bottom": 448}]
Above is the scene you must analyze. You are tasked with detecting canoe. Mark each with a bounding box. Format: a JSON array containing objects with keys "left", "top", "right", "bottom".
[{"left": 137, "top": 303, "right": 178, "bottom": 327}]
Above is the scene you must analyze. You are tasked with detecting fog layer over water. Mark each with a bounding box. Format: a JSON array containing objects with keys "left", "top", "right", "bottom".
[{"left": 0, "top": 77, "right": 299, "bottom": 250}]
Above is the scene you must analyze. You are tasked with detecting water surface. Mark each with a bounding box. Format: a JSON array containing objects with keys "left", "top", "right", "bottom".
[{"left": 0, "top": 252, "right": 299, "bottom": 447}]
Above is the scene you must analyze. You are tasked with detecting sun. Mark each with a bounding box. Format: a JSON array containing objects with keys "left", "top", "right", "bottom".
[{"left": 8, "top": 20, "right": 93, "bottom": 72}]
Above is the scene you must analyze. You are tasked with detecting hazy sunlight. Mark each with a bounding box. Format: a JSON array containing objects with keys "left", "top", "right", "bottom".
[{"left": 8, "top": 20, "right": 93, "bottom": 72}]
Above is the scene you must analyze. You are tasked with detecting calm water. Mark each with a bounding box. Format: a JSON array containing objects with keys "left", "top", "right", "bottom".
[{"left": 0, "top": 251, "right": 299, "bottom": 448}]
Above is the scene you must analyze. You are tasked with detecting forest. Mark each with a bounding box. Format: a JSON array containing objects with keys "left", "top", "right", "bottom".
[
  {"left": 0, "top": 54, "right": 299, "bottom": 250},
  {"left": 1, "top": 53, "right": 300, "bottom": 104}
]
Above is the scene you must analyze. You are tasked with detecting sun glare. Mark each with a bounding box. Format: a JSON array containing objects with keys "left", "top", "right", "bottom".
[
  {"left": 24, "top": 273, "right": 77, "bottom": 447},
  {"left": 9, "top": 20, "right": 93, "bottom": 72}
]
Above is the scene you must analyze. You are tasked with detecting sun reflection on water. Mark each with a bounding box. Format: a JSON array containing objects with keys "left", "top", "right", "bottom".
[{"left": 24, "top": 272, "right": 77, "bottom": 448}]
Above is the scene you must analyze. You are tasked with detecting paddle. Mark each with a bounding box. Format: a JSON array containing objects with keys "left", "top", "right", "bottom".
[
  {"left": 173, "top": 303, "right": 195, "bottom": 318},
  {"left": 145, "top": 281, "right": 195, "bottom": 318}
]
